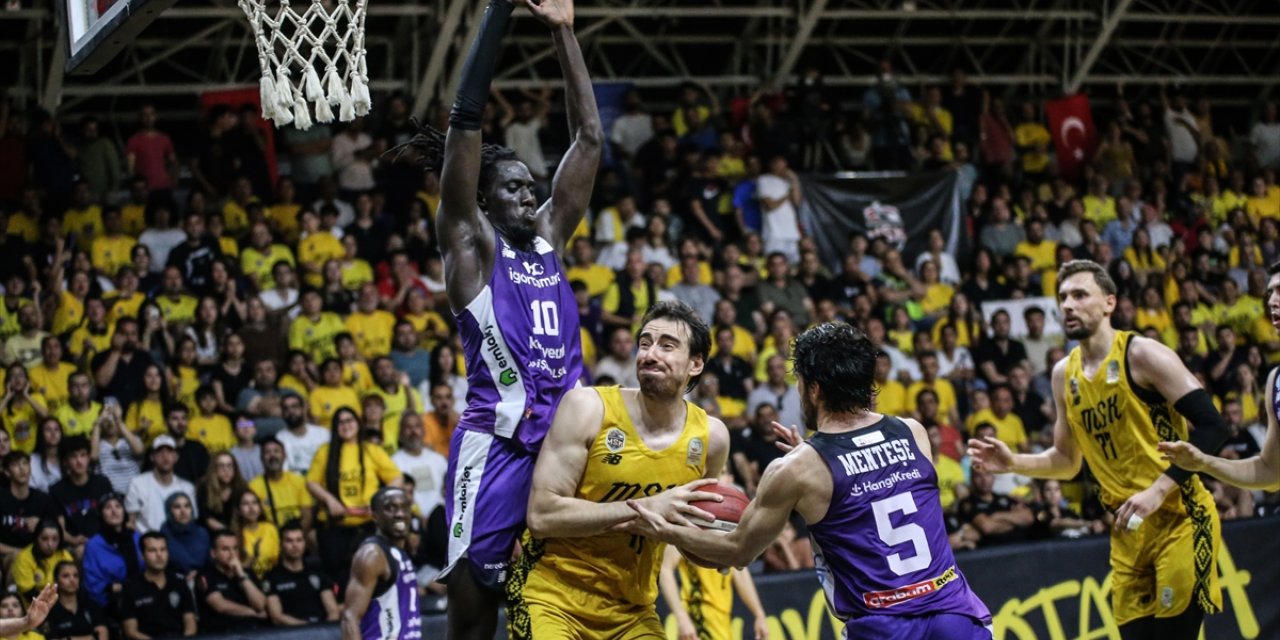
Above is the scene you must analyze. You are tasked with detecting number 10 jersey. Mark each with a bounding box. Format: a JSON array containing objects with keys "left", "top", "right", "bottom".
[
  {"left": 454, "top": 231, "right": 583, "bottom": 452},
  {"left": 806, "top": 415, "right": 991, "bottom": 624}
]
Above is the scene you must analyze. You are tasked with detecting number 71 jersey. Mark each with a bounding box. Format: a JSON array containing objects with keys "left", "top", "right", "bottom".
[
  {"left": 455, "top": 232, "right": 584, "bottom": 452},
  {"left": 806, "top": 416, "right": 991, "bottom": 623}
]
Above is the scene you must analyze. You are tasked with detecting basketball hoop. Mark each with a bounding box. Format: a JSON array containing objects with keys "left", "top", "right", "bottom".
[{"left": 237, "top": 0, "right": 372, "bottom": 129}]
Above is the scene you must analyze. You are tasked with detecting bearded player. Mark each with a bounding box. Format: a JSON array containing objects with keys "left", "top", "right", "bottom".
[
  {"left": 970, "top": 260, "right": 1228, "bottom": 640},
  {"left": 1157, "top": 262, "right": 1280, "bottom": 492},
  {"left": 404, "top": 0, "right": 601, "bottom": 638}
]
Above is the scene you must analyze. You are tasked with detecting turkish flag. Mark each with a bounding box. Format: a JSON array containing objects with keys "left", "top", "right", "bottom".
[{"left": 1045, "top": 94, "right": 1097, "bottom": 179}]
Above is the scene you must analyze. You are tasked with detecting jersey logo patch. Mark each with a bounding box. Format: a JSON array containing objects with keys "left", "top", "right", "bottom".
[
  {"left": 686, "top": 437, "right": 704, "bottom": 466},
  {"left": 602, "top": 453, "right": 623, "bottom": 465},
  {"left": 1106, "top": 360, "right": 1120, "bottom": 385},
  {"left": 852, "top": 431, "right": 886, "bottom": 447},
  {"left": 522, "top": 261, "right": 545, "bottom": 276},
  {"left": 1161, "top": 586, "right": 1175, "bottom": 608},
  {"left": 309, "top": 574, "right": 321, "bottom": 590},
  {"left": 605, "top": 428, "right": 626, "bottom": 452},
  {"left": 169, "top": 591, "right": 181, "bottom": 608}
]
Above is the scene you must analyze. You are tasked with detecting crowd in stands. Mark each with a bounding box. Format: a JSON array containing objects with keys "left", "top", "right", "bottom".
[{"left": 1, "top": 64, "right": 1279, "bottom": 636}]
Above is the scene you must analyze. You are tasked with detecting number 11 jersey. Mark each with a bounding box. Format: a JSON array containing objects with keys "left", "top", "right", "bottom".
[
  {"left": 806, "top": 415, "right": 991, "bottom": 624},
  {"left": 455, "top": 231, "right": 583, "bottom": 452}
]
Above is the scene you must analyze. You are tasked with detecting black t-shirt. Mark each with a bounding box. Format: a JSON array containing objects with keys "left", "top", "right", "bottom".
[
  {"left": 90, "top": 349, "right": 155, "bottom": 408},
  {"left": 972, "top": 337, "right": 1029, "bottom": 384},
  {"left": 41, "top": 595, "right": 104, "bottom": 640},
  {"left": 0, "top": 486, "right": 59, "bottom": 548},
  {"left": 1221, "top": 430, "right": 1261, "bottom": 460},
  {"left": 144, "top": 439, "right": 210, "bottom": 485},
  {"left": 957, "top": 492, "right": 1030, "bottom": 545},
  {"left": 165, "top": 237, "right": 223, "bottom": 295},
  {"left": 263, "top": 564, "right": 333, "bottom": 624},
  {"left": 212, "top": 364, "right": 253, "bottom": 412},
  {"left": 1013, "top": 390, "right": 1048, "bottom": 435},
  {"left": 49, "top": 474, "right": 114, "bottom": 538},
  {"left": 119, "top": 573, "right": 196, "bottom": 638},
  {"left": 709, "top": 355, "right": 753, "bottom": 401},
  {"left": 198, "top": 565, "right": 263, "bottom": 632}
]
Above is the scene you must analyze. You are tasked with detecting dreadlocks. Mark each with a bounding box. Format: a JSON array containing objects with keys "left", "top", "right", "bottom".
[{"left": 396, "top": 119, "right": 520, "bottom": 190}]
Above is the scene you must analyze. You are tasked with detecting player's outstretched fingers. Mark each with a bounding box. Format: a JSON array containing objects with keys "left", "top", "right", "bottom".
[{"left": 770, "top": 421, "right": 802, "bottom": 452}]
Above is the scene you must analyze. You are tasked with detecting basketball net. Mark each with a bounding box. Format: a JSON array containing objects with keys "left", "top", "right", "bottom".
[{"left": 237, "top": 0, "right": 372, "bottom": 129}]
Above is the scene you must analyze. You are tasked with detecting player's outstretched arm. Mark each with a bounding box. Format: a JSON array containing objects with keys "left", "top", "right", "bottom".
[
  {"left": 623, "top": 451, "right": 806, "bottom": 568},
  {"left": 968, "top": 358, "right": 1081, "bottom": 479},
  {"left": 1158, "top": 368, "right": 1280, "bottom": 491},
  {"left": 527, "top": 388, "right": 725, "bottom": 538},
  {"left": 523, "top": 0, "right": 604, "bottom": 247},
  {"left": 1128, "top": 336, "right": 1231, "bottom": 481},
  {"left": 436, "top": 0, "right": 514, "bottom": 310},
  {"left": 339, "top": 544, "right": 385, "bottom": 640}
]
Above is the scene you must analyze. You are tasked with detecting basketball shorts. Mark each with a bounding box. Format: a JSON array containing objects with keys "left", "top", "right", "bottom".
[
  {"left": 523, "top": 567, "right": 665, "bottom": 640},
  {"left": 1109, "top": 488, "right": 1222, "bottom": 626},
  {"left": 841, "top": 612, "right": 993, "bottom": 640},
  {"left": 440, "top": 428, "right": 537, "bottom": 589}
]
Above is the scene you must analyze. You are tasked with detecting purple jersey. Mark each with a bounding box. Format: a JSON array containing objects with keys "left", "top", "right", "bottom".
[
  {"left": 806, "top": 416, "right": 991, "bottom": 624},
  {"left": 359, "top": 536, "right": 421, "bottom": 640},
  {"left": 454, "top": 232, "right": 583, "bottom": 452}
]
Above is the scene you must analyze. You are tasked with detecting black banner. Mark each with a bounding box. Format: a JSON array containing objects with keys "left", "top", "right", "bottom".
[
  {"left": 798, "top": 171, "right": 967, "bottom": 272},
  {"left": 198, "top": 519, "right": 1278, "bottom": 640}
]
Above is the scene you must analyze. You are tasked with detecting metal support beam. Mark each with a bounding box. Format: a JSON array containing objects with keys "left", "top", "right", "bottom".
[
  {"left": 411, "top": 0, "right": 467, "bottom": 119},
  {"left": 1067, "top": 0, "right": 1134, "bottom": 93},
  {"left": 42, "top": 28, "right": 67, "bottom": 110},
  {"left": 820, "top": 9, "right": 1095, "bottom": 20},
  {"left": 770, "top": 0, "right": 829, "bottom": 88}
]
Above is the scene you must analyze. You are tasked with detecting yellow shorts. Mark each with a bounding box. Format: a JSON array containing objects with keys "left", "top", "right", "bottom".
[
  {"left": 1109, "top": 487, "right": 1222, "bottom": 626},
  {"left": 523, "top": 567, "right": 665, "bottom": 640}
]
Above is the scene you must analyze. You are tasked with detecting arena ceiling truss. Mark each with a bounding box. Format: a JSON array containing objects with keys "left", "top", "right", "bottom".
[{"left": 2, "top": 0, "right": 1279, "bottom": 119}]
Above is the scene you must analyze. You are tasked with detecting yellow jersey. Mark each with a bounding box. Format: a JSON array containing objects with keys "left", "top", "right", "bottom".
[
  {"left": 68, "top": 324, "right": 112, "bottom": 361},
  {"left": 54, "top": 402, "right": 101, "bottom": 437},
  {"left": 3, "top": 395, "right": 46, "bottom": 453},
  {"left": 26, "top": 362, "right": 77, "bottom": 412},
  {"left": 267, "top": 203, "right": 302, "bottom": 241},
  {"left": 0, "top": 298, "right": 32, "bottom": 342},
  {"left": 105, "top": 291, "right": 147, "bottom": 325},
  {"left": 677, "top": 558, "right": 733, "bottom": 640},
  {"left": 874, "top": 380, "right": 908, "bottom": 417},
  {"left": 156, "top": 294, "right": 198, "bottom": 326},
  {"left": 905, "top": 379, "right": 958, "bottom": 420},
  {"left": 366, "top": 384, "right": 422, "bottom": 452},
  {"left": 249, "top": 471, "right": 314, "bottom": 527},
  {"left": 64, "top": 205, "right": 103, "bottom": 250},
  {"left": 190, "top": 413, "right": 236, "bottom": 453},
  {"left": 298, "top": 232, "right": 345, "bottom": 287},
  {"left": 566, "top": 263, "right": 616, "bottom": 298},
  {"left": 526, "top": 387, "right": 709, "bottom": 608},
  {"left": 289, "top": 312, "right": 346, "bottom": 363},
  {"left": 126, "top": 398, "right": 167, "bottom": 443},
  {"left": 340, "top": 260, "right": 374, "bottom": 291},
  {"left": 935, "top": 454, "right": 965, "bottom": 511},
  {"left": 241, "top": 521, "right": 280, "bottom": 578},
  {"left": 967, "top": 408, "right": 1027, "bottom": 451},
  {"left": 708, "top": 325, "right": 757, "bottom": 363},
  {"left": 241, "top": 244, "right": 296, "bottom": 289},
  {"left": 345, "top": 311, "right": 396, "bottom": 360},
  {"left": 309, "top": 385, "right": 360, "bottom": 427},
  {"left": 1062, "top": 331, "right": 1212, "bottom": 512},
  {"left": 305, "top": 442, "right": 402, "bottom": 526},
  {"left": 121, "top": 203, "right": 146, "bottom": 236},
  {"left": 90, "top": 235, "right": 136, "bottom": 276},
  {"left": 51, "top": 291, "right": 85, "bottom": 337}
]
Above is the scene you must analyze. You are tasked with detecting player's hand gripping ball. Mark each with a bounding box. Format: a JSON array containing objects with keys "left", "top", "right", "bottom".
[{"left": 681, "top": 484, "right": 751, "bottom": 569}]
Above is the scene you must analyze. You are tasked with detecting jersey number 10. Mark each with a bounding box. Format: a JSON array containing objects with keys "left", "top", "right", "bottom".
[{"left": 530, "top": 300, "right": 560, "bottom": 336}]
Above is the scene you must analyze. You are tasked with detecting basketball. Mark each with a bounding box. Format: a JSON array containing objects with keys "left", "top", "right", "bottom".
[{"left": 690, "top": 483, "right": 750, "bottom": 532}]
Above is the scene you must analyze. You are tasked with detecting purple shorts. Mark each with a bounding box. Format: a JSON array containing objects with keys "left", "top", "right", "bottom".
[
  {"left": 439, "top": 427, "right": 536, "bottom": 589},
  {"left": 843, "top": 613, "right": 993, "bottom": 640}
]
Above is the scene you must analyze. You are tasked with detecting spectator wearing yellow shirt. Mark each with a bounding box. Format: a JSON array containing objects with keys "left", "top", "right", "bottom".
[
  {"left": 334, "top": 334, "right": 373, "bottom": 393},
  {"left": 401, "top": 289, "right": 450, "bottom": 353},
  {"left": 288, "top": 290, "right": 345, "bottom": 364},
  {"left": 0, "top": 277, "right": 36, "bottom": 345},
  {"left": 366, "top": 358, "right": 422, "bottom": 452},
  {"left": 155, "top": 267, "right": 199, "bottom": 330},
  {"left": 927, "top": 422, "right": 967, "bottom": 513},
  {"left": 1215, "top": 278, "right": 1264, "bottom": 338},
  {"left": 53, "top": 373, "right": 100, "bottom": 438},
  {"left": 308, "top": 360, "right": 359, "bottom": 428},
  {"left": 338, "top": 236, "right": 373, "bottom": 291},
  {"left": 10, "top": 520, "right": 73, "bottom": 603},
  {"left": 64, "top": 181, "right": 104, "bottom": 251},
  {"left": 222, "top": 177, "right": 259, "bottom": 236},
  {"left": 906, "top": 352, "right": 961, "bottom": 426},
  {"left": 105, "top": 268, "right": 147, "bottom": 327},
  {"left": 297, "top": 210, "right": 345, "bottom": 288},
  {"left": 50, "top": 272, "right": 90, "bottom": 339},
  {"left": 1135, "top": 286, "right": 1175, "bottom": 347},
  {"left": 267, "top": 178, "right": 303, "bottom": 242},
  {"left": 1014, "top": 220, "right": 1058, "bottom": 275},
  {"left": 89, "top": 208, "right": 136, "bottom": 278},
  {"left": 872, "top": 352, "right": 908, "bottom": 416},
  {"left": 189, "top": 386, "right": 236, "bottom": 454},
  {"left": 25, "top": 338, "right": 76, "bottom": 413},
  {"left": 250, "top": 439, "right": 314, "bottom": 530},
  {"left": 241, "top": 222, "right": 296, "bottom": 291},
  {"left": 972, "top": 385, "right": 1029, "bottom": 452},
  {"left": 565, "top": 238, "right": 616, "bottom": 298},
  {"left": 3, "top": 364, "right": 49, "bottom": 453},
  {"left": 917, "top": 260, "right": 954, "bottom": 320},
  {"left": 1247, "top": 175, "right": 1280, "bottom": 227},
  {"left": 5, "top": 189, "right": 41, "bottom": 242},
  {"left": 67, "top": 300, "right": 113, "bottom": 371},
  {"left": 345, "top": 284, "right": 395, "bottom": 360},
  {"left": 119, "top": 177, "right": 149, "bottom": 235},
  {"left": 1080, "top": 176, "right": 1118, "bottom": 227},
  {"left": 304, "top": 408, "right": 402, "bottom": 582},
  {"left": 231, "top": 490, "right": 279, "bottom": 578},
  {"left": 708, "top": 300, "right": 757, "bottom": 364},
  {"left": 1122, "top": 228, "right": 1165, "bottom": 279},
  {"left": 601, "top": 251, "right": 653, "bottom": 333},
  {"left": 1014, "top": 102, "right": 1051, "bottom": 173}
]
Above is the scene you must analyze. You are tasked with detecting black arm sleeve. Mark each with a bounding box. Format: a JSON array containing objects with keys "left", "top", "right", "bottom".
[
  {"left": 448, "top": 0, "right": 514, "bottom": 130},
  {"left": 1166, "top": 388, "right": 1231, "bottom": 483}
]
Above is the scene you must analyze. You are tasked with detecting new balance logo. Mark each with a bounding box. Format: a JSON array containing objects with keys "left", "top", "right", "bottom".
[{"left": 602, "top": 453, "right": 623, "bottom": 465}]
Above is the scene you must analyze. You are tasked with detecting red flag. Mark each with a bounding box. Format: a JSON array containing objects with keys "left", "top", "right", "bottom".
[{"left": 1045, "top": 94, "right": 1097, "bottom": 179}]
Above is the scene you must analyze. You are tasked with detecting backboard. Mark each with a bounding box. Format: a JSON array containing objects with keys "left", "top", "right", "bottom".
[{"left": 60, "top": 0, "right": 177, "bottom": 75}]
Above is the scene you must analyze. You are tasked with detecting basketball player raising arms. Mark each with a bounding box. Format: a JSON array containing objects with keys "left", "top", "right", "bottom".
[
  {"left": 622, "top": 322, "right": 993, "bottom": 639},
  {"left": 1156, "top": 261, "right": 1280, "bottom": 493},
  {"left": 523, "top": 301, "right": 730, "bottom": 639},
  {"left": 403, "top": 0, "right": 600, "bottom": 637},
  {"left": 969, "top": 260, "right": 1229, "bottom": 640},
  {"left": 341, "top": 487, "right": 420, "bottom": 640}
]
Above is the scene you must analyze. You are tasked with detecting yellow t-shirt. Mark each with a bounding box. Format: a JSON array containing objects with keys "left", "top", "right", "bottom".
[
  {"left": 340, "top": 260, "right": 374, "bottom": 291},
  {"left": 267, "top": 203, "right": 302, "bottom": 241},
  {"left": 342, "top": 361, "right": 374, "bottom": 394},
  {"left": 64, "top": 205, "right": 104, "bottom": 250},
  {"left": 1015, "top": 239, "right": 1058, "bottom": 274},
  {"left": 6, "top": 211, "right": 40, "bottom": 242},
  {"left": 126, "top": 398, "right": 166, "bottom": 442},
  {"left": 906, "top": 379, "right": 959, "bottom": 421},
  {"left": 968, "top": 408, "right": 1028, "bottom": 451},
  {"left": 54, "top": 402, "right": 101, "bottom": 437},
  {"left": 241, "top": 244, "right": 296, "bottom": 289},
  {"left": 106, "top": 291, "right": 147, "bottom": 326},
  {"left": 664, "top": 262, "right": 714, "bottom": 288},
  {"left": 306, "top": 442, "right": 402, "bottom": 526},
  {"left": 1082, "top": 194, "right": 1117, "bottom": 227},
  {"left": 289, "top": 312, "right": 346, "bottom": 363},
  {"left": 875, "top": 380, "right": 908, "bottom": 417},
  {"left": 402, "top": 311, "right": 450, "bottom": 352},
  {"left": 366, "top": 384, "right": 423, "bottom": 453},
  {"left": 222, "top": 198, "right": 258, "bottom": 235},
  {"left": 172, "top": 366, "right": 200, "bottom": 412},
  {"left": 68, "top": 324, "right": 112, "bottom": 361},
  {"left": 249, "top": 471, "right": 315, "bottom": 527},
  {"left": 189, "top": 413, "right": 237, "bottom": 454},
  {"left": 90, "top": 235, "right": 137, "bottom": 277},
  {"left": 524, "top": 387, "right": 708, "bottom": 608},
  {"left": 10, "top": 546, "right": 74, "bottom": 597},
  {"left": 920, "top": 284, "right": 954, "bottom": 315},
  {"left": 51, "top": 291, "right": 85, "bottom": 337},
  {"left": 121, "top": 203, "right": 146, "bottom": 236},
  {"left": 26, "top": 362, "right": 77, "bottom": 412},
  {"left": 156, "top": 295, "right": 198, "bottom": 327},
  {"left": 345, "top": 311, "right": 396, "bottom": 360},
  {"left": 298, "top": 232, "right": 345, "bottom": 287},
  {"left": 935, "top": 454, "right": 965, "bottom": 511},
  {"left": 708, "top": 325, "right": 757, "bottom": 363},
  {"left": 241, "top": 522, "right": 280, "bottom": 578},
  {"left": 309, "top": 386, "right": 360, "bottom": 427},
  {"left": 3, "top": 396, "right": 47, "bottom": 453},
  {"left": 0, "top": 298, "right": 32, "bottom": 343},
  {"left": 566, "top": 264, "right": 616, "bottom": 298}
]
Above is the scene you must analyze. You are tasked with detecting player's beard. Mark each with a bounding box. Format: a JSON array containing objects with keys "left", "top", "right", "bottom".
[
  {"left": 1063, "top": 319, "right": 1095, "bottom": 340},
  {"left": 801, "top": 394, "right": 818, "bottom": 433}
]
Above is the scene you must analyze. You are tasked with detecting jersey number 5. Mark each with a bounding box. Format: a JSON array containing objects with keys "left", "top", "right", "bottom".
[
  {"left": 871, "top": 491, "right": 932, "bottom": 576},
  {"left": 530, "top": 300, "right": 560, "bottom": 336}
]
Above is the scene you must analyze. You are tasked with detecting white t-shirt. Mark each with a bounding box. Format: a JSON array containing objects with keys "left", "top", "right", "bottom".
[
  {"left": 1164, "top": 107, "right": 1200, "bottom": 163},
  {"left": 1251, "top": 121, "right": 1280, "bottom": 169},
  {"left": 276, "top": 424, "right": 331, "bottom": 474},
  {"left": 330, "top": 132, "right": 376, "bottom": 192},
  {"left": 391, "top": 448, "right": 448, "bottom": 518},
  {"left": 137, "top": 229, "right": 187, "bottom": 274},
  {"left": 505, "top": 121, "right": 547, "bottom": 179},
  {"left": 259, "top": 288, "right": 300, "bottom": 319},
  {"left": 758, "top": 173, "right": 801, "bottom": 243},
  {"left": 28, "top": 455, "right": 61, "bottom": 492},
  {"left": 610, "top": 113, "right": 654, "bottom": 158},
  {"left": 125, "top": 472, "right": 197, "bottom": 533},
  {"left": 593, "top": 355, "right": 639, "bottom": 388}
]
